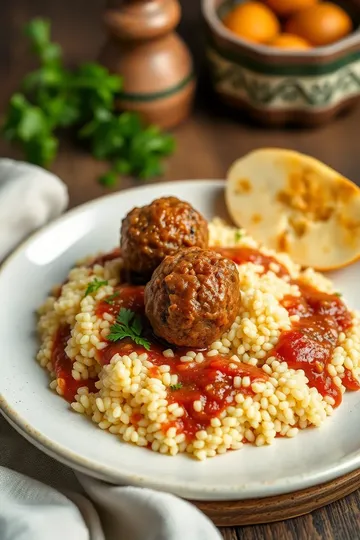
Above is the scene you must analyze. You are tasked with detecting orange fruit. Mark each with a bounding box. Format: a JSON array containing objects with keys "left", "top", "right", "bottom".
[
  {"left": 226, "top": 149, "right": 360, "bottom": 272},
  {"left": 223, "top": 1, "right": 280, "bottom": 44},
  {"left": 286, "top": 3, "right": 353, "bottom": 47},
  {"left": 266, "top": 0, "right": 318, "bottom": 17},
  {"left": 269, "top": 33, "right": 312, "bottom": 49}
]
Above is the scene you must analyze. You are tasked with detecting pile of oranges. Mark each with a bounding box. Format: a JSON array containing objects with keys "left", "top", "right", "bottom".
[{"left": 222, "top": 0, "right": 354, "bottom": 49}]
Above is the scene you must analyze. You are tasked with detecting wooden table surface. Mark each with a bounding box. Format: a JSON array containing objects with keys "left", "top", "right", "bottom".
[{"left": 1, "top": 1, "right": 360, "bottom": 538}]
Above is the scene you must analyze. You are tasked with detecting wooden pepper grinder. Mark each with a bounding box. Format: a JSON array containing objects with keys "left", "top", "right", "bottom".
[{"left": 99, "top": 0, "right": 196, "bottom": 129}]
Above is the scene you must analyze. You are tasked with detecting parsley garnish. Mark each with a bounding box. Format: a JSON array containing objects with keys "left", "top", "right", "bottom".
[
  {"left": 235, "top": 230, "right": 243, "bottom": 242},
  {"left": 105, "top": 291, "right": 120, "bottom": 305},
  {"left": 335, "top": 292, "right": 342, "bottom": 297},
  {"left": 108, "top": 308, "right": 150, "bottom": 351},
  {"left": 170, "top": 383, "right": 183, "bottom": 391},
  {"left": 84, "top": 278, "right": 108, "bottom": 297},
  {"left": 2, "top": 19, "right": 175, "bottom": 187}
]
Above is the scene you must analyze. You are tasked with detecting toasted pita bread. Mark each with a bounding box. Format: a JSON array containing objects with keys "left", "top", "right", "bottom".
[{"left": 226, "top": 148, "right": 360, "bottom": 271}]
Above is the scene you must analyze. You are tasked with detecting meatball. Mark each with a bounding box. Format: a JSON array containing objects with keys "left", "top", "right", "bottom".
[
  {"left": 144, "top": 247, "right": 241, "bottom": 348},
  {"left": 120, "top": 197, "right": 209, "bottom": 282}
]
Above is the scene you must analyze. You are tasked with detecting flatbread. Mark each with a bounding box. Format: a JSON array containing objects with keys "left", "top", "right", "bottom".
[{"left": 226, "top": 148, "right": 360, "bottom": 270}]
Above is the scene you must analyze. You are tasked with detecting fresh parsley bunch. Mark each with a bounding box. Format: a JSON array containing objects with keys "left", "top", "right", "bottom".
[{"left": 2, "top": 19, "right": 175, "bottom": 187}]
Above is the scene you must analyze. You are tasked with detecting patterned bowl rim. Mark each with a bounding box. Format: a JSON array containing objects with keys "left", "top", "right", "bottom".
[{"left": 202, "top": 0, "right": 360, "bottom": 59}]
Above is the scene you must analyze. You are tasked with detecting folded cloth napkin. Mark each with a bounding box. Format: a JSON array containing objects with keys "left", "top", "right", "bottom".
[
  {"left": 0, "top": 160, "right": 222, "bottom": 540},
  {"left": 0, "top": 159, "right": 69, "bottom": 260}
]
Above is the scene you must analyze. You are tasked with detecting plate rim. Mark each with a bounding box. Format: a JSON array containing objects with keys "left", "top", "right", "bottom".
[{"left": 1, "top": 178, "right": 360, "bottom": 501}]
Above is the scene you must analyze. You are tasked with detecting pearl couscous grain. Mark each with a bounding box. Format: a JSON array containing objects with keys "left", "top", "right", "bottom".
[{"left": 36, "top": 219, "right": 360, "bottom": 460}]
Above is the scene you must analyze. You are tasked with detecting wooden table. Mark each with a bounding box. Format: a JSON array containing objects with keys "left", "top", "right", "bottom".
[{"left": 1, "top": 1, "right": 360, "bottom": 538}]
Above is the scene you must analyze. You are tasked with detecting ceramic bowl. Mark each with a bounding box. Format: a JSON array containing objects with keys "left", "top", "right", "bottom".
[{"left": 202, "top": 0, "right": 360, "bottom": 125}]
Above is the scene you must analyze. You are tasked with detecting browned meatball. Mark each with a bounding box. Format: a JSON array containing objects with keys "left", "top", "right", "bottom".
[
  {"left": 120, "top": 197, "right": 209, "bottom": 282},
  {"left": 144, "top": 247, "right": 241, "bottom": 348}
]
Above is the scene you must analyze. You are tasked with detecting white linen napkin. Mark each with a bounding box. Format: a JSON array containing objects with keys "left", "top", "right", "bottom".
[
  {"left": 0, "top": 159, "right": 68, "bottom": 260},
  {"left": 0, "top": 160, "right": 222, "bottom": 540}
]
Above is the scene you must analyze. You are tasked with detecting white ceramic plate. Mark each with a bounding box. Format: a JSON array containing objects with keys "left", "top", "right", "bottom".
[{"left": 1, "top": 180, "right": 360, "bottom": 502}]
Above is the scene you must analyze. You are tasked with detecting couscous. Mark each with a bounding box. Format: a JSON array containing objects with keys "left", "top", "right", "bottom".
[{"left": 36, "top": 203, "right": 360, "bottom": 461}]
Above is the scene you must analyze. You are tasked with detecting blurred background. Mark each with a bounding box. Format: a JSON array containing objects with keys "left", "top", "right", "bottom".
[{"left": 1, "top": 0, "right": 360, "bottom": 207}]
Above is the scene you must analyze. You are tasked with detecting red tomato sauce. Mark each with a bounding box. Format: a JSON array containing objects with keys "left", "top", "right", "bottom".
[
  {"left": 96, "top": 285, "right": 268, "bottom": 438},
  {"left": 168, "top": 358, "right": 267, "bottom": 438},
  {"left": 96, "top": 284, "right": 145, "bottom": 319},
  {"left": 52, "top": 244, "right": 360, "bottom": 429},
  {"left": 99, "top": 335, "right": 267, "bottom": 439},
  {"left": 52, "top": 325, "right": 97, "bottom": 402},
  {"left": 215, "top": 246, "right": 289, "bottom": 277},
  {"left": 278, "top": 282, "right": 359, "bottom": 407}
]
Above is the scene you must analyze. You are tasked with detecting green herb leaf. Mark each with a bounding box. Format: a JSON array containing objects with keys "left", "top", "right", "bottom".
[
  {"left": 104, "top": 291, "right": 120, "bottom": 305},
  {"left": 2, "top": 94, "right": 29, "bottom": 141},
  {"left": 138, "top": 155, "right": 163, "bottom": 180},
  {"left": 132, "top": 335, "right": 150, "bottom": 349},
  {"left": 2, "top": 18, "right": 175, "bottom": 182},
  {"left": 98, "top": 171, "right": 118, "bottom": 188},
  {"left": 108, "top": 308, "right": 150, "bottom": 350},
  {"left": 7, "top": 93, "right": 28, "bottom": 112},
  {"left": 84, "top": 277, "right": 108, "bottom": 297},
  {"left": 170, "top": 383, "right": 183, "bottom": 391},
  {"left": 24, "top": 135, "right": 58, "bottom": 167},
  {"left": 73, "top": 63, "right": 122, "bottom": 121},
  {"left": 17, "top": 107, "right": 48, "bottom": 141},
  {"left": 40, "top": 42, "right": 62, "bottom": 64},
  {"left": 131, "top": 315, "right": 142, "bottom": 336},
  {"left": 235, "top": 230, "right": 243, "bottom": 242},
  {"left": 335, "top": 292, "right": 342, "bottom": 297},
  {"left": 113, "top": 158, "right": 131, "bottom": 175},
  {"left": 118, "top": 308, "right": 135, "bottom": 327},
  {"left": 25, "top": 18, "right": 51, "bottom": 50},
  {"left": 25, "top": 19, "right": 62, "bottom": 66},
  {"left": 47, "top": 97, "right": 80, "bottom": 128},
  {"left": 75, "top": 63, "right": 122, "bottom": 92},
  {"left": 109, "top": 327, "right": 128, "bottom": 340},
  {"left": 23, "top": 66, "right": 65, "bottom": 93}
]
